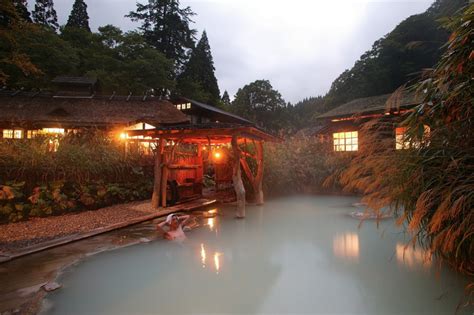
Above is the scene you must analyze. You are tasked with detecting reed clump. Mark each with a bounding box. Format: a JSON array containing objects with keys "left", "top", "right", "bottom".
[{"left": 332, "top": 6, "right": 473, "bottom": 280}]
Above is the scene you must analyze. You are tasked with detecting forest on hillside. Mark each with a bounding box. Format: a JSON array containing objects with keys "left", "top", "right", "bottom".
[{"left": 0, "top": 0, "right": 469, "bottom": 132}]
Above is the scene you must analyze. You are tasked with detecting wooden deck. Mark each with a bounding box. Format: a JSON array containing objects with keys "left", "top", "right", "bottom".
[{"left": 0, "top": 198, "right": 216, "bottom": 264}]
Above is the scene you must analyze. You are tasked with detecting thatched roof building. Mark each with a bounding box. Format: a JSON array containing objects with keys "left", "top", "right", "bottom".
[
  {"left": 0, "top": 90, "right": 189, "bottom": 130},
  {"left": 317, "top": 92, "right": 420, "bottom": 120}
]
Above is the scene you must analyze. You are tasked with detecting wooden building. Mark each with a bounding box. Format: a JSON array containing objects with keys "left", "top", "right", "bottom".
[
  {"left": 311, "top": 92, "right": 422, "bottom": 152},
  {"left": 129, "top": 123, "right": 280, "bottom": 217},
  {"left": 0, "top": 78, "right": 189, "bottom": 145},
  {"left": 0, "top": 77, "right": 280, "bottom": 217},
  {"left": 171, "top": 97, "right": 253, "bottom": 125}
]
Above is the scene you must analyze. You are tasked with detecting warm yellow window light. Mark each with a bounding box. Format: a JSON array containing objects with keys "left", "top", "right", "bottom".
[
  {"left": 2, "top": 129, "right": 23, "bottom": 139},
  {"left": 42, "top": 128, "right": 65, "bottom": 134},
  {"left": 395, "top": 126, "right": 430, "bottom": 150},
  {"left": 119, "top": 132, "right": 128, "bottom": 140},
  {"left": 333, "top": 131, "right": 358, "bottom": 151}
]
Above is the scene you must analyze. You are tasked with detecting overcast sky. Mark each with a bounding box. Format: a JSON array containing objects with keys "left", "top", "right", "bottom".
[{"left": 40, "top": 0, "right": 433, "bottom": 103}]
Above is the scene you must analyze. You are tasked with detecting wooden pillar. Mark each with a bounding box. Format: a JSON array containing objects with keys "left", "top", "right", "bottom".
[
  {"left": 151, "top": 138, "right": 164, "bottom": 209},
  {"left": 254, "top": 141, "right": 264, "bottom": 205},
  {"left": 231, "top": 135, "right": 246, "bottom": 218},
  {"left": 160, "top": 153, "right": 169, "bottom": 208}
]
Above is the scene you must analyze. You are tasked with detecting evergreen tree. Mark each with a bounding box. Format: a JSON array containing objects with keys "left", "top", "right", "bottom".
[
  {"left": 66, "top": 0, "right": 91, "bottom": 32},
  {"left": 232, "top": 80, "right": 287, "bottom": 131},
  {"left": 13, "top": 0, "right": 32, "bottom": 23},
  {"left": 177, "top": 31, "right": 220, "bottom": 105},
  {"left": 127, "top": 0, "right": 196, "bottom": 68},
  {"left": 221, "top": 90, "right": 231, "bottom": 106},
  {"left": 32, "top": 0, "right": 58, "bottom": 31},
  {"left": 0, "top": 0, "right": 40, "bottom": 84}
]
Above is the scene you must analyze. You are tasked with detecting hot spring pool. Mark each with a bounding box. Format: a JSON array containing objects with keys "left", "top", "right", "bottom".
[{"left": 42, "top": 196, "right": 471, "bottom": 314}]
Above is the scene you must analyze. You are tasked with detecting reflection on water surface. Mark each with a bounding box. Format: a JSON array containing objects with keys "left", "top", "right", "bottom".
[
  {"left": 396, "top": 242, "right": 432, "bottom": 270},
  {"left": 41, "top": 196, "right": 472, "bottom": 315},
  {"left": 333, "top": 232, "right": 360, "bottom": 261}
]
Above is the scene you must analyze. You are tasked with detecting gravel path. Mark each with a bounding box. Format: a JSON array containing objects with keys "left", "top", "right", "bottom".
[{"left": 0, "top": 201, "right": 155, "bottom": 253}]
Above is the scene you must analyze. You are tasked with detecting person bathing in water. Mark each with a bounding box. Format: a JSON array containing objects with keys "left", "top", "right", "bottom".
[{"left": 157, "top": 213, "right": 195, "bottom": 240}]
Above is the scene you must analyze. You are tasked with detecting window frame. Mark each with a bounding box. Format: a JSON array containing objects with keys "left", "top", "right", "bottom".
[{"left": 333, "top": 131, "right": 358, "bottom": 152}]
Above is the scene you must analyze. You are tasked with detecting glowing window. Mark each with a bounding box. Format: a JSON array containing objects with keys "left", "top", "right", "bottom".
[
  {"left": 186, "top": 103, "right": 191, "bottom": 109},
  {"left": 333, "top": 131, "right": 358, "bottom": 151},
  {"left": 2, "top": 129, "right": 23, "bottom": 139},
  {"left": 395, "top": 126, "right": 430, "bottom": 150},
  {"left": 42, "top": 128, "right": 65, "bottom": 134},
  {"left": 27, "top": 130, "right": 38, "bottom": 139},
  {"left": 395, "top": 127, "right": 408, "bottom": 150},
  {"left": 177, "top": 104, "right": 182, "bottom": 110}
]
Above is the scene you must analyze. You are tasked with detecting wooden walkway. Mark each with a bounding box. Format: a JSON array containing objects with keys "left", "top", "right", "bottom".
[{"left": 0, "top": 198, "right": 216, "bottom": 264}]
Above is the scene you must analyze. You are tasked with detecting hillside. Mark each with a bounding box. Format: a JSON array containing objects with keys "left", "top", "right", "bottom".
[{"left": 291, "top": 0, "right": 468, "bottom": 128}]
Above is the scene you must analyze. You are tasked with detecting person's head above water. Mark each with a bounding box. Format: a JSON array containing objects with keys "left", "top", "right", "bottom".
[{"left": 165, "top": 214, "right": 180, "bottom": 230}]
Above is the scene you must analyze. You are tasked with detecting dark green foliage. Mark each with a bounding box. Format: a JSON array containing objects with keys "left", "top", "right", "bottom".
[
  {"left": 221, "top": 90, "right": 231, "bottom": 106},
  {"left": 127, "top": 0, "right": 197, "bottom": 68},
  {"left": 286, "top": 0, "right": 467, "bottom": 131},
  {"left": 0, "top": 132, "right": 154, "bottom": 223},
  {"left": 0, "top": 180, "right": 153, "bottom": 223},
  {"left": 177, "top": 31, "right": 220, "bottom": 105},
  {"left": 13, "top": 0, "right": 31, "bottom": 22},
  {"left": 287, "top": 96, "right": 325, "bottom": 129},
  {"left": 10, "top": 27, "right": 78, "bottom": 88},
  {"left": 32, "top": 0, "right": 58, "bottom": 31},
  {"left": 2, "top": 22, "right": 174, "bottom": 93},
  {"left": 0, "top": 1, "right": 41, "bottom": 84},
  {"left": 231, "top": 80, "right": 288, "bottom": 131},
  {"left": 65, "top": 0, "right": 91, "bottom": 32},
  {"left": 264, "top": 137, "right": 349, "bottom": 196}
]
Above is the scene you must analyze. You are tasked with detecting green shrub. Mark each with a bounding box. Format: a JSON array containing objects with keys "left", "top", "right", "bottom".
[
  {"left": 0, "top": 131, "right": 154, "bottom": 223},
  {"left": 263, "top": 136, "right": 350, "bottom": 196}
]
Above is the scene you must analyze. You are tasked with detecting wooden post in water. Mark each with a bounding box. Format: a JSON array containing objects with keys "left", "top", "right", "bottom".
[
  {"left": 160, "top": 153, "right": 169, "bottom": 208},
  {"left": 239, "top": 140, "right": 265, "bottom": 205},
  {"left": 254, "top": 140, "right": 264, "bottom": 205},
  {"left": 231, "top": 135, "right": 246, "bottom": 218},
  {"left": 151, "top": 138, "right": 164, "bottom": 209}
]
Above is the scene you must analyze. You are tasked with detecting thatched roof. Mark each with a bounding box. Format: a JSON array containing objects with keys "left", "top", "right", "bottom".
[
  {"left": 317, "top": 92, "right": 421, "bottom": 120},
  {"left": 52, "top": 76, "right": 97, "bottom": 86},
  {"left": 0, "top": 90, "right": 189, "bottom": 128}
]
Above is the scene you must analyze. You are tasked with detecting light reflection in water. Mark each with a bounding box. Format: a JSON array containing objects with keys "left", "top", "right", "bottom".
[
  {"left": 207, "top": 218, "right": 215, "bottom": 231},
  {"left": 333, "top": 233, "right": 360, "bottom": 261},
  {"left": 200, "top": 243, "right": 206, "bottom": 268},
  {"left": 200, "top": 244, "right": 223, "bottom": 274},
  {"left": 396, "top": 243, "right": 432, "bottom": 269},
  {"left": 214, "top": 252, "right": 222, "bottom": 274}
]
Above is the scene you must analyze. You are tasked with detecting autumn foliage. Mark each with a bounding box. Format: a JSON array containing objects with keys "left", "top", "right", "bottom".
[{"left": 333, "top": 5, "right": 473, "bottom": 282}]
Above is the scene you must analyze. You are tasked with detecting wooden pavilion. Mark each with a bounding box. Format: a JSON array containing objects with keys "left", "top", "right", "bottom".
[{"left": 128, "top": 123, "right": 280, "bottom": 218}]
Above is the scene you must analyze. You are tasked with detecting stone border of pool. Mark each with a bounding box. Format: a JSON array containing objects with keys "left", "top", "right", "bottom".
[{"left": 0, "top": 198, "right": 216, "bottom": 264}]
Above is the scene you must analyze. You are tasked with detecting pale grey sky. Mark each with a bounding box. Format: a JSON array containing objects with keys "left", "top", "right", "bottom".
[{"left": 36, "top": 0, "right": 433, "bottom": 103}]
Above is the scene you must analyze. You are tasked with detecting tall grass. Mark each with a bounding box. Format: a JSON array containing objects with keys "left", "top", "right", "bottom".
[
  {"left": 332, "top": 5, "right": 473, "bottom": 285},
  {"left": 264, "top": 136, "right": 350, "bottom": 196}
]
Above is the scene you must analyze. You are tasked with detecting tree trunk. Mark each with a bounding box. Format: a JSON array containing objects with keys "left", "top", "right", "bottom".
[
  {"left": 151, "top": 138, "right": 164, "bottom": 209},
  {"left": 231, "top": 135, "right": 246, "bottom": 218}
]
